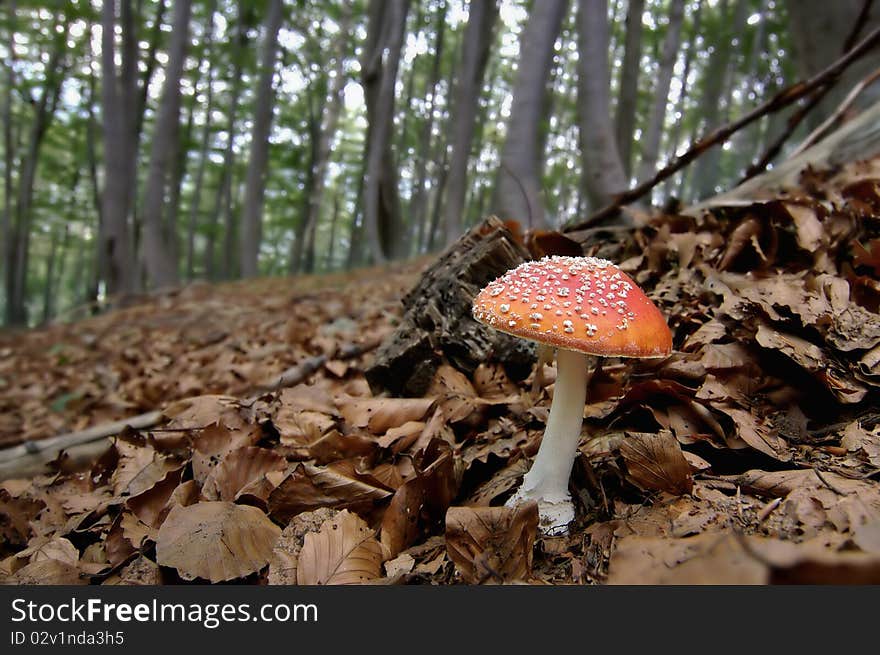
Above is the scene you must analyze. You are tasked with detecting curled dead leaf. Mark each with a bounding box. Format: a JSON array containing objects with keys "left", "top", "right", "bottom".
[{"left": 445, "top": 502, "right": 539, "bottom": 584}]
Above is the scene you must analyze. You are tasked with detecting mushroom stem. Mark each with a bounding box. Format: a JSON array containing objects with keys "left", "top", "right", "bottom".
[{"left": 508, "top": 348, "right": 589, "bottom": 534}]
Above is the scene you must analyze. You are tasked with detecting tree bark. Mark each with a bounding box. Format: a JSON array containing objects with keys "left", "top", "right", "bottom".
[
  {"left": 239, "top": 0, "right": 284, "bottom": 278},
  {"left": 690, "top": 0, "right": 747, "bottom": 200},
  {"left": 443, "top": 0, "right": 499, "bottom": 247},
  {"left": 5, "top": 14, "right": 69, "bottom": 325},
  {"left": 661, "top": 0, "right": 701, "bottom": 199},
  {"left": 293, "top": 5, "right": 352, "bottom": 274},
  {"left": 206, "top": 2, "right": 247, "bottom": 280},
  {"left": 1, "top": 0, "right": 15, "bottom": 288},
  {"left": 635, "top": 0, "right": 685, "bottom": 185},
  {"left": 412, "top": 0, "right": 447, "bottom": 254},
  {"left": 577, "top": 0, "right": 628, "bottom": 214},
  {"left": 361, "top": 0, "right": 411, "bottom": 264},
  {"left": 615, "top": 0, "right": 645, "bottom": 178},
  {"left": 493, "top": 0, "right": 568, "bottom": 230},
  {"left": 140, "top": 0, "right": 192, "bottom": 289},
  {"left": 99, "top": 0, "right": 140, "bottom": 299}
]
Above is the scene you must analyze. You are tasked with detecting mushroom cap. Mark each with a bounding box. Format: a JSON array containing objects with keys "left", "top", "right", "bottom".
[{"left": 472, "top": 255, "right": 672, "bottom": 358}]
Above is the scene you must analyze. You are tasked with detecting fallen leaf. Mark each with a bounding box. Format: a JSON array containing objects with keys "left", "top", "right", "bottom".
[
  {"left": 445, "top": 502, "right": 539, "bottom": 584},
  {"left": 619, "top": 431, "right": 694, "bottom": 495},
  {"left": 155, "top": 502, "right": 281, "bottom": 582},
  {"left": 296, "top": 509, "right": 383, "bottom": 585}
]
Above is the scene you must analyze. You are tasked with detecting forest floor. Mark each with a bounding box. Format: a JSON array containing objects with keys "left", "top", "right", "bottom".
[{"left": 3, "top": 162, "right": 880, "bottom": 585}]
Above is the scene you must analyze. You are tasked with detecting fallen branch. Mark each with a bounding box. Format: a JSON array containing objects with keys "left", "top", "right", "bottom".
[
  {"left": 742, "top": 0, "right": 875, "bottom": 181},
  {"left": 789, "top": 65, "right": 880, "bottom": 157},
  {"left": 0, "top": 339, "right": 381, "bottom": 481},
  {"left": 563, "top": 23, "right": 880, "bottom": 234}
]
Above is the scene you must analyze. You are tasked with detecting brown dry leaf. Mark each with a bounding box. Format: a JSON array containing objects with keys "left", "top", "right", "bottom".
[
  {"left": 112, "top": 437, "right": 180, "bottom": 497},
  {"left": 16, "top": 536, "right": 79, "bottom": 566},
  {"left": 296, "top": 509, "right": 383, "bottom": 585},
  {"left": 155, "top": 502, "right": 281, "bottom": 582},
  {"left": 191, "top": 422, "right": 261, "bottom": 484},
  {"left": 376, "top": 420, "right": 426, "bottom": 451},
  {"left": 12, "top": 558, "right": 87, "bottom": 585},
  {"left": 619, "top": 431, "right": 694, "bottom": 495},
  {"left": 716, "top": 405, "right": 791, "bottom": 461},
  {"left": 467, "top": 458, "right": 531, "bottom": 506},
  {"left": 125, "top": 467, "right": 185, "bottom": 528},
  {"left": 0, "top": 487, "right": 44, "bottom": 548},
  {"left": 380, "top": 441, "right": 458, "bottom": 558},
  {"left": 163, "top": 395, "right": 242, "bottom": 429},
  {"left": 267, "top": 507, "right": 338, "bottom": 585},
  {"left": 840, "top": 421, "right": 880, "bottom": 467},
  {"left": 609, "top": 531, "right": 880, "bottom": 584},
  {"left": 307, "top": 429, "right": 377, "bottom": 464},
  {"left": 268, "top": 460, "right": 393, "bottom": 523},
  {"left": 201, "top": 446, "right": 287, "bottom": 502},
  {"left": 338, "top": 396, "right": 436, "bottom": 434},
  {"left": 445, "top": 502, "right": 538, "bottom": 584}
]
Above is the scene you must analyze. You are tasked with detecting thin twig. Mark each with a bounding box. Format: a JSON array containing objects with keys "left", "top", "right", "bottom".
[{"left": 563, "top": 23, "right": 880, "bottom": 233}]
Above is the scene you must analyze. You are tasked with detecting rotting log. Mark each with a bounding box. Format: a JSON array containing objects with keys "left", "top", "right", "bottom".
[{"left": 365, "top": 215, "right": 536, "bottom": 397}]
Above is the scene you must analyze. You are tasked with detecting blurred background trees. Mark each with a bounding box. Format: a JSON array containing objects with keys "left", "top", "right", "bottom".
[{"left": 0, "top": 0, "right": 872, "bottom": 326}]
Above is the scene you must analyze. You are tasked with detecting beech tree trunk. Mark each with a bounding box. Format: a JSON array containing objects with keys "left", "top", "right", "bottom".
[
  {"left": 635, "top": 0, "right": 685, "bottom": 185},
  {"left": 577, "top": 0, "right": 627, "bottom": 214},
  {"left": 206, "top": 2, "right": 246, "bottom": 280},
  {"left": 493, "top": 0, "right": 568, "bottom": 230},
  {"left": 293, "top": 5, "right": 351, "bottom": 274},
  {"left": 361, "top": 0, "right": 410, "bottom": 264},
  {"left": 100, "top": 0, "right": 140, "bottom": 299},
  {"left": 140, "top": 0, "right": 192, "bottom": 289},
  {"left": 239, "top": 0, "right": 283, "bottom": 278},
  {"left": 412, "top": 1, "right": 448, "bottom": 254},
  {"left": 1, "top": 0, "right": 14, "bottom": 287},
  {"left": 443, "top": 0, "right": 499, "bottom": 246},
  {"left": 185, "top": 11, "right": 217, "bottom": 281},
  {"left": 691, "top": 0, "right": 747, "bottom": 200},
  {"left": 615, "top": 0, "right": 645, "bottom": 179},
  {"left": 5, "top": 14, "right": 68, "bottom": 325}
]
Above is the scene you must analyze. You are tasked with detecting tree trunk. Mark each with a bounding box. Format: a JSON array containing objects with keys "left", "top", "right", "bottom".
[
  {"left": 615, "top": 0, "right": 645, "bottom": 178},
  {"left": 690, "top": 0, "right": 747, "bottom": 200},
  {"left": 411, "top": 0, "right": 447, "bottom": 254},
  {"left": 325, "top": 192, "right": 341, "bottom": 271},
  {"left": 140, "top": 0, "right": 192, "bottom": 289},
  {"left": 661, "top": 0, "right": 701, "bottom": 199},
  {"left": 293, "top": 5, "right": 352, "bottom": 274},
  {"left": 186, "top": 51, "right": 215, "bottom": 281},
  {"left": 41, "top": 226, "right": 60, "bottom": 325},
  {"left": 577, "top": 0, "right": 628, "bottom": 214},
  {"left": 361, "top": 0, "right": 411, "bottom": 265},
  {"left": 100, "top": 0, "right": 139, "bottom": 299},
  {"left": 239, "top": 0, "right": 284, "bottom": 278},
  {"left": 1, "top": 0, "right": 15, "bottom": 288},
  {"left": 206, "top": 2, "right": 247, "bottom": 280},
  {"left": 5, "top": 14, "right": 68, "bottom": 326},
  {"left": 493, "top": 0, "right": 568, "bottom": 230},
  {"left": 635, "top": 0, "right": 685, "bottom": 185},
  {"left": 443, "top": 0, "right": 499, "bottom": 247}
]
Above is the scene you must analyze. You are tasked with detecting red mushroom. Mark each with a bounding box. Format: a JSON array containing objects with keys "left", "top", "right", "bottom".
[{"left": 473, "top": 255, "right": 672, "bottom": 534}]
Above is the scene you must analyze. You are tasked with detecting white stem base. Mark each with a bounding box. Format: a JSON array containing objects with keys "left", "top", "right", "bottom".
[{"left": 506, "top": 348, "right": 589, "bottom": 535}]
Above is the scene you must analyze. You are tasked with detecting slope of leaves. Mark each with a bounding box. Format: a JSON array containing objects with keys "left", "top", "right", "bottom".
[{"left": 3, "top": 160, "right": 880, "bottom": 585}]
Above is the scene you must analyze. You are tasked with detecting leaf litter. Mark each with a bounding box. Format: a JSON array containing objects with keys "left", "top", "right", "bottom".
[{"left": 3, "top": 161, "right": 880, "bottom": 585}]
